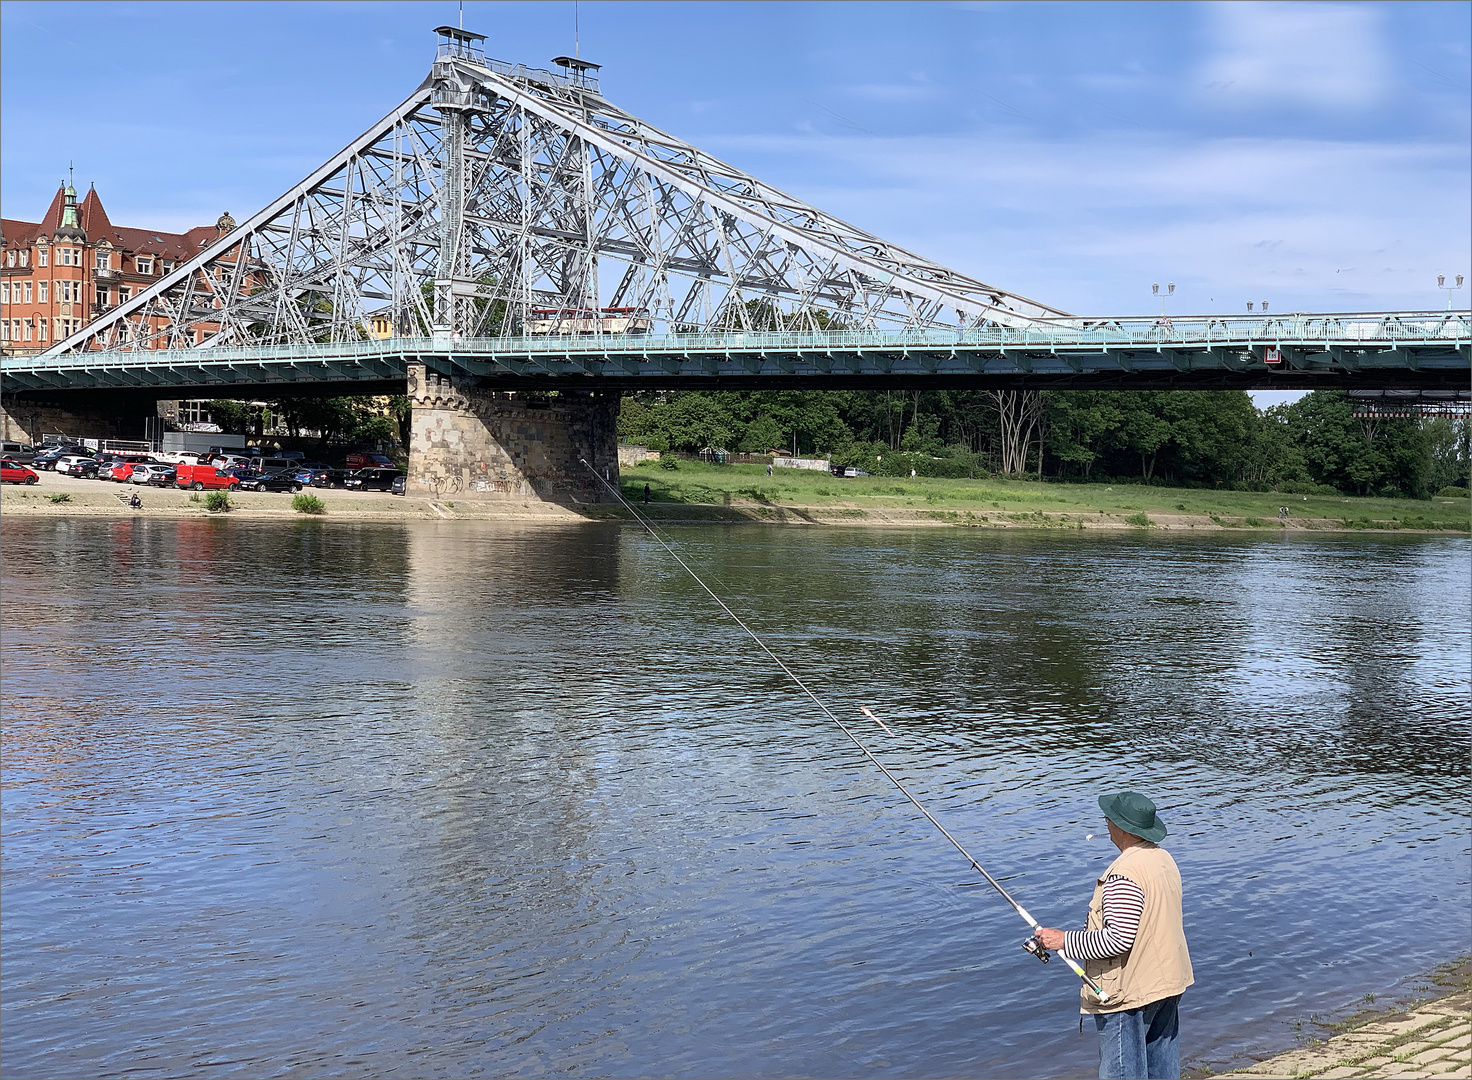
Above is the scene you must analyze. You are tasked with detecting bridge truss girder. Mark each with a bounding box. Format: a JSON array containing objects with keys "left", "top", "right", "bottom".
[{"left": 41, "top": 43, "right": 1069, "bottom": 360}]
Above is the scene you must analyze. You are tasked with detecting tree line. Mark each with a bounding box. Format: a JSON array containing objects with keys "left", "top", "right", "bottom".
[{"left": 617, "top": 388, "right": 1471, "bottom": 499}]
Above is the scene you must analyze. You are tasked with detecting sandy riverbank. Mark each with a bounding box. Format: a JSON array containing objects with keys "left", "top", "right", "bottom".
[{"left": 4, "top": 470, "right": 1468, "bottom": 533}]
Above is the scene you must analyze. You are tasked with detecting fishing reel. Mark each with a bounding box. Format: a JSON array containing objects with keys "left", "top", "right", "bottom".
[{"left": 1021, "top": 935, "right": 1051, "bottom": 964}]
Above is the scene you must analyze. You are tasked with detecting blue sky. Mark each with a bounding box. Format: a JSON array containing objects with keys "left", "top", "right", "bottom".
[{"left": 2, "top": 1, "right": 1467, "bottom": 404}]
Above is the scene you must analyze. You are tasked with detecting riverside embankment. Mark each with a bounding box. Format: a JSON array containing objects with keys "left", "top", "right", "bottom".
[
  {"left": 1221, "top": 960, "right": 1470, "bottom": 1079},
  {"left": 6, "top": 463, "right": 1469, "bottom": 532}
]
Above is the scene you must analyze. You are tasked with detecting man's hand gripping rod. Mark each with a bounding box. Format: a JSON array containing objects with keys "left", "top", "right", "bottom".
[{"left": 581, "top": 462, "right": 1108, "bottom": 1002}]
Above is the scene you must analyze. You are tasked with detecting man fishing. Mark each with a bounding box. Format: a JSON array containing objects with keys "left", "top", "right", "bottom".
[{"left": 1035, "top": 791, "right": 1193, "bottom": 1080}]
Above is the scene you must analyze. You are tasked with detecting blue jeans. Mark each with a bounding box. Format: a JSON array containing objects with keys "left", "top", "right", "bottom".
[{"left": 1093, "top": 994, "right": 1181, "bottom": 1079}]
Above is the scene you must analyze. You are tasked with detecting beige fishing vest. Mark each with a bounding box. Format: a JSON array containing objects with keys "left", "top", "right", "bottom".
[{"left": 1079, "top": 842, "right": 1194, "bottom": 1014}]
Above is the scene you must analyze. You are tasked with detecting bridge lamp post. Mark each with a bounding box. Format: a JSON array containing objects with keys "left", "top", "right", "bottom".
[
  {"left": 1247, "top": 300, "right": 1269, "bottom": 312},
  {"left": 1438, "top": 274, "right": 1464, "bottom": 311},
  {"left": 1152, "top": 281, "right": 1174, "bottom": 318}
]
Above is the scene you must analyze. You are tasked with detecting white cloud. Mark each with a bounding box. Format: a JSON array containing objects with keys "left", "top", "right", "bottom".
[
  {"left": 705, "top": 129, "right": 1468, "bottom": 315},
  {"left": 1197, "top": 1, "right": 1388, "bottom": 110}
]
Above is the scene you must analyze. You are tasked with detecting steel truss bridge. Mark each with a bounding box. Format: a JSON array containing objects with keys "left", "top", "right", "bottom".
[{"left": 3, "top": 26, "right": 1467, "bottom": 403}]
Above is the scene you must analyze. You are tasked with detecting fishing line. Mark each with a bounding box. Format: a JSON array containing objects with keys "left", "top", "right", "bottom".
[{"left": 580, "top": 460, "right": 1107, "bottom": 1001}]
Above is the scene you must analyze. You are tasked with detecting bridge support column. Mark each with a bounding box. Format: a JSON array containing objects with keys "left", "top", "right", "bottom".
[{"left": 407, "top": 363, "right": 620, "bottom": 504}]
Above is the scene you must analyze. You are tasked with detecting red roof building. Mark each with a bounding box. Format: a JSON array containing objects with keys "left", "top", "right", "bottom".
[{"left": 2, "top": 183, "right": 235, "bottom": 355}]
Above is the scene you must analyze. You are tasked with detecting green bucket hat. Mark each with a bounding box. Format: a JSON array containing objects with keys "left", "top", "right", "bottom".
[{"left": 1099, "top": 790, "right": 1168, "bottom": 843}]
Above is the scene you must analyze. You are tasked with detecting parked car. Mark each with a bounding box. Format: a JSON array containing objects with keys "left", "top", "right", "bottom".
[
  {"left": 205, "top": 453, "right": 254, "bottom": 472},
  {"left": 0, "top": 441, "right": 37, "bottom": 464},
  {"left": 1, "top": 459, "right": 39, "bottom": 484},
  {"left": 64, "top": 458, "right": 101, "bottom": 479},
  {"left": 130, "top": 464, "right": 177, "bottom": 487},
  {"left": 236, "top": 471, "right": 302, "bottom": 493},
  {"left": 344, "top": 467, "right": 404, "bottom": 492},
  {"left": 103, "top": 461, "right": 137, "bottom": 483},
  {"left": 32, "top": 446, "right": 89, "bottom": 470},
  {"left": 308, "top": 468, "right": 351, "bottom": 489},
  {"left": 233, "top": 470, "right": 300, "bottom": 493},
  {"left": 390, "top": 474, "right": 406, "bottom": 496},
  {"left": 247, "top": 456, "right": 302, "bottom": 475},
  {"left": 293, "top": 465, "right": 339, "bottom": 487},
  {"left": 343, "top": 452, "right": 395, "bottom": 472},
  {"left": 52, "top": 454, "right": 94, "bottom": 474},
  {"left": 175, "top": 463, "right": 240, "bottom": 491},
  {"left": 256, "top": 473, "right": 305, "bottom": 493}
]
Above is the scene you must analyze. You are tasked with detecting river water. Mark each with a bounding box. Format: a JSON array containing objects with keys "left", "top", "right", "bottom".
[{"left": 2, "top": 518, "right": 1468, "bottom": 1079}]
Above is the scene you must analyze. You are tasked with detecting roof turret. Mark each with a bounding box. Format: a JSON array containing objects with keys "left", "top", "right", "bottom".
[{"left": 55, "top": 181, "right": 86, "bottom": 242}]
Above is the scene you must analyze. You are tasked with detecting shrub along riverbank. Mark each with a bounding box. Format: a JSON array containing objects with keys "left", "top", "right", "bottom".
[{"left": 619, "top": 459, "right": 1472, "bottom": 531}]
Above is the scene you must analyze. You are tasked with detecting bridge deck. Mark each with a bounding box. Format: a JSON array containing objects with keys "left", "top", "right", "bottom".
[{"left": 4, "top": 312, "right": 1467, "bottom": 394}]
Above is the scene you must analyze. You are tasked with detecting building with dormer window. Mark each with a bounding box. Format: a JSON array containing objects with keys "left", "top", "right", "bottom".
[{"left": 1, "top": 182, "right": 236, "bottom": 356}]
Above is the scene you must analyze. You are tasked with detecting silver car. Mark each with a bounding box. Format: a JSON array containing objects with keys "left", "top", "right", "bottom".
[{"left": 129, "top": 464, "right": 176, "bottom": 486}]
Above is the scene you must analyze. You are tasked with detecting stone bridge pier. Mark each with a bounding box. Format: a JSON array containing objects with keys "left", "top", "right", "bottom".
[{"left": 407, "top": 362, "right": 620, "bottom": 505}]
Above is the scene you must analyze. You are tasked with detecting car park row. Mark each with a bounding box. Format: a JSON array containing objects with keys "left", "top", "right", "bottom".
[{"left": 5, "top": 445, "right": 406, "bottom": 495}]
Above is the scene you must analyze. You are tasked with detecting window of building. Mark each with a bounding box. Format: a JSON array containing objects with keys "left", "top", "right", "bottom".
[
  {"left": 161, "top": 260, "right": 175, "bottom": 274},
  {"left": 96, "top": 251, "right": 110, "bottom": 270},
  {"left": 38, "top": 281, "right": 48, "bottom": 303},
  {"left": 97, "top": 286, "right": 109, "bottom": 307},
  {"left": 1, "top": 321, "right": 8, "bottom": 341},
  {"left": 137, "top": 257, "right": 154, "bottom": 275},
  {"left": 178, "top": 400, "right": 213, "bottom": 425},
  {"left": 56, "top": 248, "right": 69, "bottom": 267},
  {"left": 19, "top": 250, "right": 28, "bottom": 267},
  {"left": 38, "top": 247, "right": 48, "bottom": 267},
  {"left": 119, "top": 287, "right": 132, "bottom": 303},
  {"left": 23, "top": 319, "right": 32, "bottom": 341},
  {"left": 1, "top": 282, "right": 9, "bottom": 304},
  {"left": 5, "top": 250, "right": 14, "bottom": 267},
  {"left": 38, "top": 318, "right": 47, "bottom": 341},
  {"left": 23, "top": 282, "right": 32, "bottom": 303}
]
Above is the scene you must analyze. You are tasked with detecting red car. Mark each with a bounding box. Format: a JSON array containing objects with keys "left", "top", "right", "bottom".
[
  {"left": 1, "top": 459, "right": 40, "bottom": 485},
  {"left": 103, "top": 461, "right": 136, "bottom": 483},
  {"left": 175, "top": 463, "right": 241, "bottom": 491}
]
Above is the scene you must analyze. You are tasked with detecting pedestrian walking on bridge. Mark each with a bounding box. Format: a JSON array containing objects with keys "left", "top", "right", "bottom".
[{"left": 1035, "top": 791, "right": 1193, "bottom": 1079}]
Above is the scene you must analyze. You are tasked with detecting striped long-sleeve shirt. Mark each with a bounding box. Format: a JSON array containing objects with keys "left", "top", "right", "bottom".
[{"left": 1063, "top": 874, "right": 1145, "bottom": 961}]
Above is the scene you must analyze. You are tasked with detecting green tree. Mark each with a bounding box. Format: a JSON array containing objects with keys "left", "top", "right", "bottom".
[
  {"left": 1424, "top": 416, "right": 1471, "bottom": 492},
  {"left": 1043, "top": 391, "right": 1120, "bottom": 480},
  {"left": 1283, "top": 390, "right": 1431, "bottom": 498},
  {"left": 1244, "top": 405, "right": 1311, "bottom": 490},
  {"left": 207, "top": 398, "right": 256, "bottom": 436},
  {"left": 1109, "top": 392, "right": 1173, "bottom": 480}
]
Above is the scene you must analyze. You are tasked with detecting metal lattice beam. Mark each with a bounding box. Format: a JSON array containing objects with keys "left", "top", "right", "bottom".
[{"left": 42, "top": 33, "right": 1069, "bottom": 359}]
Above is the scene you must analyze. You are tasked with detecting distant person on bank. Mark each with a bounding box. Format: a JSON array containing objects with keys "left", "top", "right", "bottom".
[{"left": 1035, "top": 791, "right": 1193, "bottom": 1080}]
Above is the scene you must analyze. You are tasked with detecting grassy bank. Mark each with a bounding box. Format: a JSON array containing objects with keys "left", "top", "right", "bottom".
[{"left": 620, "top": 460, "right": 1472, "bottom": 531}]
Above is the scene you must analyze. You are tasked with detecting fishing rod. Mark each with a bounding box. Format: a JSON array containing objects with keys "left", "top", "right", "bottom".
[{"left": 581, "top": 462, "right": 1108, "bottom": 1003}]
